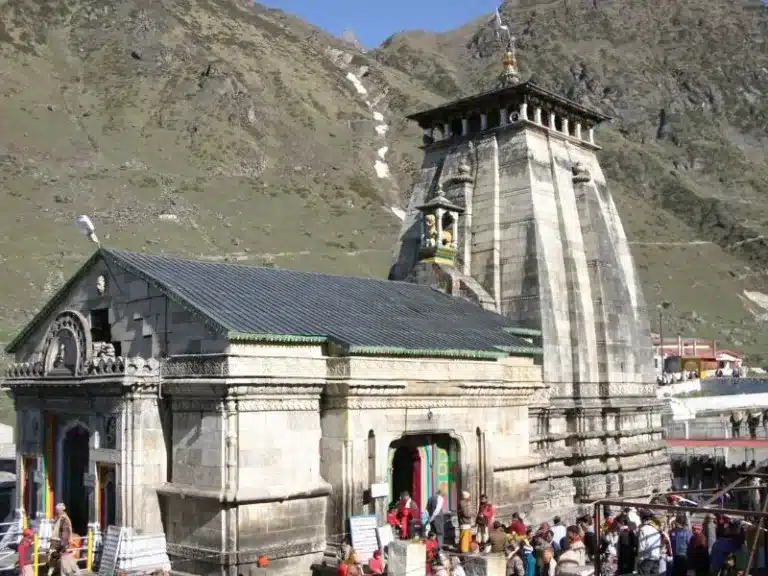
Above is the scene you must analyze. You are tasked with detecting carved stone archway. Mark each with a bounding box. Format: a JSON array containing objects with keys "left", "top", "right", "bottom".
[{"left": 42, "top": 311, "right": 93, "bottom": 376}]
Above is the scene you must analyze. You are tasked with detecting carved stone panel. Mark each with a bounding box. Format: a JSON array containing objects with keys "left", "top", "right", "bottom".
[
  {"left": 103, "top": 415, "right": 117, "bottom": 450},
  {"left": 41, "top": 310, "right": 93, "bottom": 377},
  {"left": 20, "top": 409, "right": 42, "bottom": 451}
]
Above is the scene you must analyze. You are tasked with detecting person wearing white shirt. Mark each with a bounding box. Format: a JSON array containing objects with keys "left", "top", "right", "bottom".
[
  {"left": 427, "top": 487, "right": 447, "bottom": 549},
  {"left": 551, "top": 516, "right": 566, "bottom": 547},
  {"left": 636, "top": 516, "right": 662, "bottom": 576}
]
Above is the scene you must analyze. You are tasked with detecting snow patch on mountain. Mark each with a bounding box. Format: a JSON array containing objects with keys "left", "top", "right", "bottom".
[{"left": 328, "top": 50, "right": 402, "bottom": 218}]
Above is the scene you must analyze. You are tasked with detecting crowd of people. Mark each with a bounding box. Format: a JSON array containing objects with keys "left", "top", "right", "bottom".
[{"left": 336, "top": 487, "right": 766, "bottom": 576}]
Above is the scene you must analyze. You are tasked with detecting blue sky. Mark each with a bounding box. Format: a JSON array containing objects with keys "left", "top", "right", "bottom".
[{"left": 258, "top": 0, "right": 499, "bottom": 48}]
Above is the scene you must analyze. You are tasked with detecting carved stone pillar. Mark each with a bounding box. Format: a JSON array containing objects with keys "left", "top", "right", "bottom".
[
  {"left": 436, "top": 208, "right": 444, "bottom": 243},
  {"left": 534, "top": 107, "right": 542, "bottom": 125},
  {"left": 574, "top": 122, "right": 582, "bottom": 140},
  {"left": 461, "top": 118, "right": 469, "bottom": 137},
  {"left": 562, "top": 118, "right": 569, "bottom": 136},
  {"left": 519, "top": 102, "right": 529, "bottom": 120},
  {"left": 548, "top": 112, "right": 557, "bottom": 131},
  {"left": 450, "top": 162, "right": 475, "bottom": 275},
  {"left": 480, "top": 113, "right": 488, "bottom": 131},
  {"left": 588, "top": 127, "right": 595, "bottom": 144},
  {"left": 500, "top": 108, "right": 508, "bottom": 126},
  {"left": 222, "top": 398, "right": 238, "bottom": 576},
  {"left": 444, "top": 123, "right": 451, "bottom": 139}
]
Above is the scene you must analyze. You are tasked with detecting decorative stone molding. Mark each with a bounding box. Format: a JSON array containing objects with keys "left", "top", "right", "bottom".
[
  {"left": 172, "top": 398, "right": 221, "bottom": 412},
  {"left": 232, "top": 384, "right": 326, "bottom": 397},
  {"left": 89, "top": 356, "right": 159, "bottom": 376},
  {"left": 323, "top": 395, "right": 532, "bottom": 410},
  {"left": 6, "top": 355, "right": 159, "bottom": 378},
  {"left": 530, "top": 426, "right": 665, "bottom": 444},
  {"left": 455, "top": 384, "right": 542, "bottom": 398},
  {"left": 166, "top": 543, "right": 223, "bottom": 563},
  {"left": 238, "top": 398, "right": 319, "bottom": 411},
  {"left": 6, "top": 362, "right": 45, "bottom": 378},
  {"left": 161, "top": 355, "right": 229, "bottom": 377},
  {"left": 166, "top": 539, "right": 325, "bottom": 565},
  {"left": 172, "top": 396, "right": 320, "bottom": 412},
  {"left": 569, "top": 439, "right": 667, "bottom": 459},
  {"left": 450, "top": 158, "right": 474, "bottom": 185}
]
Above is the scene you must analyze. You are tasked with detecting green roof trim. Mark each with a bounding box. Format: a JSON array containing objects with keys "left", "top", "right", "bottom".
[
  {"left": 228, "top": 332, "right": 328, "bottom": 344},
  {"left": 494, "top": 345, "right": 544, "bottom": 356},
  {"left": 502, "top": 327, "right": 543, "bottom": 337},
  {"left": 345, "top": 345, "right": 508, "bottom": 360}
]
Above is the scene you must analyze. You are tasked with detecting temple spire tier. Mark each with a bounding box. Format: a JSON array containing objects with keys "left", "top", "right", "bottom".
[{"left": 407, "top": 77, "right": 611, "bottom": 148}]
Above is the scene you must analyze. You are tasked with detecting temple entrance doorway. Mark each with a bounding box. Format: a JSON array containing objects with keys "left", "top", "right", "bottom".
[
  {"left": 62, "top": 425, "right": 89, "bottom": 535},
  {"left": 388, "top": 434, "right": 461, "bottom": 513},
  {"left": 22, "top": 457, "right": 39, "bottom": 521},
  {"left": 98, "top": 465, "right": 117, "bottom": 529}
]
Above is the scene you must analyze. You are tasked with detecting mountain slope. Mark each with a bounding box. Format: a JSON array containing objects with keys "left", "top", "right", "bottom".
[
  {"left": 0, "top": 0, "right": 436, "bottom": 344},
  {"left": 0, "top": 0, "right": 766, "bottom": 373},
  {"left": 377, "top": 0, "right": 768, "bottom": 362}
]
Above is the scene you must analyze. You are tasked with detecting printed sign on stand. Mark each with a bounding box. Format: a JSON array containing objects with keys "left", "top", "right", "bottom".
[{"left": 348, "top": 515, "right": 378, "bottom": 562}]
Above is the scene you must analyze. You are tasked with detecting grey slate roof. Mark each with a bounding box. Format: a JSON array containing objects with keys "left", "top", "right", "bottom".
[{"left": 7, "top": 248, "right": 542, "bottom": 358}]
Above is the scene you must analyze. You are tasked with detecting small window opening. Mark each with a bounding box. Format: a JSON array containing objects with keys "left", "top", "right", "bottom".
[{"left": 91, "top": 308, "right": 121, "bottom": 356}]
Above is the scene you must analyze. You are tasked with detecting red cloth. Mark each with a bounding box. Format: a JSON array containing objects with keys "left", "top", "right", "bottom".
[
  {"left": 509, "top": 520, "right": 527, "bottom": 535},
  {"left": 337, "top": 561, "right": 349, "bottom": 576},
  {"left": 479, "top": 503, "right": 495, "bottom": 525},
  {"left": 397, "top": 499, "right": 418, "bottom": 539},
  {"left": 368, "top": 555, "right": 384, "bottom": 575},
  {"left": 17, "top": 538, "right": 32, "bottom": 569}
]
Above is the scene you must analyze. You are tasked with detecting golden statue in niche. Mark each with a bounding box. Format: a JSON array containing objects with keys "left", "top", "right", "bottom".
[{"left": 425, "top": 213, "right": 438, "bottom": 247}]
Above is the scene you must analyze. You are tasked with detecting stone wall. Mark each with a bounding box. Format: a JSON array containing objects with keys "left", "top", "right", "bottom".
[
  {"left": 159, "top": 350, "right": 332, "bottom": 576},
  {"left": 170, "top": 405, "right": 223, "bottom": 491}
]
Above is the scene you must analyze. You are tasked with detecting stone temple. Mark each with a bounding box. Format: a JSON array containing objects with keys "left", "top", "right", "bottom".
[
  {"left": 390, "top": 47, "right": 671, "bottom": 511},
  {"left": 2, "top": 47, "right": 669, "bottom": 576}
]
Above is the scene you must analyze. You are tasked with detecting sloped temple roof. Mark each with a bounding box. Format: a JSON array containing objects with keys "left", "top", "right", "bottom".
[{"left": 6, "top": 248, "right": 542, "bottom": 359}]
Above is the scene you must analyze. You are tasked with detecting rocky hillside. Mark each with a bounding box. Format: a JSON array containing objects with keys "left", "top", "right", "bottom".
[
  {"left": 375, "top": 0, "right": 768, "bottom": 363},
  {"left": 0, "top": 0, "right": 767, "bottom": 378}
]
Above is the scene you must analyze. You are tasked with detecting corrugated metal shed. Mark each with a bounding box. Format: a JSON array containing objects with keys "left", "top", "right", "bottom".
[{"left": 102, "top": 249, "right": 541, "bottom": 357}]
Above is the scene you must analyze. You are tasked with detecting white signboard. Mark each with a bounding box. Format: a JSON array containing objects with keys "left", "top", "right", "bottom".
[
  {"left": 348, "top": 515, "right": 378, "bottom": 562},
  {"left": 370, "top": 482, "right": 389, "bottom": 500}
]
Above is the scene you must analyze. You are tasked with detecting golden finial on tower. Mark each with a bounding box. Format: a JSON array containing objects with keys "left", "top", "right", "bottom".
[
  {"left": 494, "top": 8, "right": 520, "bottom": 87},
  {"left": 503, "top": 46, "right": 517, "bottom": 73}
]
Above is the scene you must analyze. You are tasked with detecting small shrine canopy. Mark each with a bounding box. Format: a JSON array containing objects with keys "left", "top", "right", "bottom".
[
  {"left": 407, "top": 80, "right": 611, "bottom": 130},
  {"left": 417, "top": 195, "right": 464, "bottom": 214}
]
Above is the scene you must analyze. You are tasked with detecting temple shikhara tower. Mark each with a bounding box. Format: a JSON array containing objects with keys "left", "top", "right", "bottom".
[{"left": 390, "top": 44, "right": 671, "bottom": 513}]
